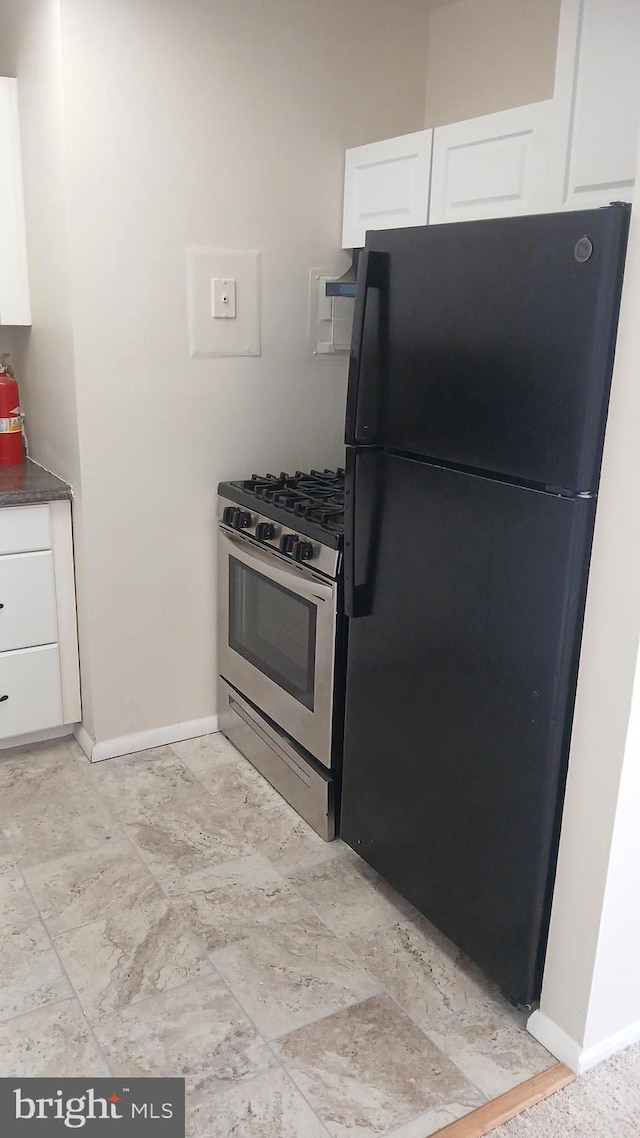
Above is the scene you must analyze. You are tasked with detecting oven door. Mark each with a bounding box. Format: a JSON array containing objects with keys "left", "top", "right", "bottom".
[{"left": 218, "top": 526, "right": 337, "bottom": 768}]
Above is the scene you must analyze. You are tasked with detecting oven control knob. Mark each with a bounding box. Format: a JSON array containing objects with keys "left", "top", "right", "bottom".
[
  {"left": 255, "top": 521, "right": 275, "bottom": 541},
  {"left": 279, "top": 533, "right": 299, "bottom": 555},
  {"left": 291, "top": 540, "right": 314, "bottom": 562},
  {"left": 232, "top": 509, "right": 252, "bottom": 530},
  {"left": 222, "top": 506, "right": 236, "bottom": 525}
]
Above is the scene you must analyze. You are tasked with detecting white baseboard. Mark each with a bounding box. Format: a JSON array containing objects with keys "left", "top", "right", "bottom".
[
  {"left": 73, "top": 716, "right": 220, "bottom": 763},
  {"left": 527, "top": 1010, "right": 584, "bottom": 1072},
  {"left": 0, "top": 724, "right": 73, "bottom": 751},
  {"left": 73, "top": 723, "right": 95, "bottom": 761},
  {"left": 528, "top": 1008, "right": 640, "bottom": 1073}
]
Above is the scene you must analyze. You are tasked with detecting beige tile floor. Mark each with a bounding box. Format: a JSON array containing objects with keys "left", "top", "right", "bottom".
[{"left": 0, "top": 734, "right": 554, "bottom": 1137}]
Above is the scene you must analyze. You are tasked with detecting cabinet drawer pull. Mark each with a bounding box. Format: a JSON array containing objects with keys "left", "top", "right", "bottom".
[
  {"left": 0, "top": 695, "right": 8, "bottom": 703},
  {"left": 0, "top": 604, "right": 4, "bottom": 610}
]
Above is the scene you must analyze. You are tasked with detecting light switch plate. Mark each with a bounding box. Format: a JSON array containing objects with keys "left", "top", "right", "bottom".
[
  {"left": 188, "top": 248, "right": 260, "bottom": 357},
  {"left": 212, "top": 277, "right": 236, "bottom": 319}
]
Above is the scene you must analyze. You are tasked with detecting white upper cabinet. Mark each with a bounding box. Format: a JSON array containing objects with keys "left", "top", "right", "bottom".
[
  {"left": 547, "top": 0, "right": 640, "bottom": 210},
  {"left": 0, "top": 78, "right": 31, "bottom": 326},
  {"left": 429, "top": 101, "right": 552, "bottom": 225},
  {"left": 342, "top": 0, "right": 640, "bottom": 238},
  {"left": 342, "top": 130, "right": 433, "bottom": 249}
]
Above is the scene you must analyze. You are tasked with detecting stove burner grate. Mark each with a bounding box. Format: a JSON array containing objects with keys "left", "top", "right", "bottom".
[{"left": 235, "top": 468, "right": 345, "bottom": 534}]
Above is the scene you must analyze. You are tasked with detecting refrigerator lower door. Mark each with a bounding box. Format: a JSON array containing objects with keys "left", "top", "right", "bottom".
[{"left": 341, "top": 450, "right": 596, "bottom": 1005}]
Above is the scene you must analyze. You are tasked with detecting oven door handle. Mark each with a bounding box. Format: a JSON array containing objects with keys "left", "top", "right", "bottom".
[{"left": 220, "top": 528, "right": 334, "bottom": 602}]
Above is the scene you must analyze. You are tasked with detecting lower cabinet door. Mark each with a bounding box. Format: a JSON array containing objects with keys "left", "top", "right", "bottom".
[
  {"left": 0, "top": 644, "right": 63, "bottom": 739},
  {"left": 0, "top": 551, "right": 58, "bottom": 651}
]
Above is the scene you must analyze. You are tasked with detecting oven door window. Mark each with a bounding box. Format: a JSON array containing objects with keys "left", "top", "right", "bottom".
[{"left": 228, "top": 557, "right": 317, "bottom": 710}]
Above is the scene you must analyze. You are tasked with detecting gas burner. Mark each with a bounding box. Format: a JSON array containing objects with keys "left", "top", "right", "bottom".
[
  {"left": 306, "top": 504, "right": 344, "bottom": 530},
  {"left": 295, "top": 484, "right": 338, "bottom": 498},
  {"left": 219, "top": 467, "right": 345, "bottom": 549},
  {"left": 243, "top": 473, "right": 288, "bottom": 496}
]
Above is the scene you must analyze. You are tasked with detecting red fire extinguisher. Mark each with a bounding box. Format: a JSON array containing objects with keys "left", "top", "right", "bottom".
[{"left": 0, "top": 355, "right": 25, "bottom": 465}]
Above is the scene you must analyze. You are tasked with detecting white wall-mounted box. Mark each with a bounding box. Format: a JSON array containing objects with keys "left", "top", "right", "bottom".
[{"left": 308, "top": 268, "right": 353, "bottom": 358}]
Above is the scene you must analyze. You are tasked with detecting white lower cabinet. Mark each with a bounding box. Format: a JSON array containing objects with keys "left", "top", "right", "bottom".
[
  {"left": 0, "top": 500, "right": 80, "bottom": 743},
  {"left": 429, "top": 101, "right": 552, "bottom": 225},
  {"left": 0, "top": 645, "right": 63, "bottom": 737},
  {"left": 0, "top": 551, "right": 58, "bottom": 652},
  {"left": 0, "top": 504, "right": 51, "bottom": 554}
]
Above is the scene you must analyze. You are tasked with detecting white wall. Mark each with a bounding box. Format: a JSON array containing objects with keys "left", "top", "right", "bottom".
[
  {"left": 529, "top": 147, "right": 640, "bottom": 1068},
  {"left": 0, "top": 3, "right": 18, "bottom": 75},
  {"left": 31, "top": 0, "right": 431, "bottom": 745},
  {"left": 0, "top": 328, "right": 13, "bottom": 359},
  {"left": 0, "top": 0, "right": 80, "bottom": 484},
  {"left": 0, "top": 10, "right": 17, "bottom": 357},
  {"left": 584, "top": 651, "right": 640, "bottom": 1051},
  {"left": 6, "top": 1, "right": 78, "bottom": 485},
  {"left": 425, "top": 0, "right": 560, "bottom": 125},
  {"left": 0, "top": 0, "right": 96, "bottom": 734}
]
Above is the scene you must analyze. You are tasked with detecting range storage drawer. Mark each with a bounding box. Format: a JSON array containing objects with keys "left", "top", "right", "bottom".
[
  {"left": 0, "top": 644, "right": 63, "bottom": 739},
  {"left": 0, "top": 505, "right": 51, "bottom": 555},
  {"left": 0, "top": 551, "right": 58, "bottom": 651}
]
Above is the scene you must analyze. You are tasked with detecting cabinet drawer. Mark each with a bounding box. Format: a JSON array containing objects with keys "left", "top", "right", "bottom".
[
  {"left": 0, "top": 551, "right": 57, "bottom": 651},
  {"left": 0, "top": 505, "right": 51, "bottom": 554},
  {"left": 0, "top": 644, "right": 63, "bottom": 739}
]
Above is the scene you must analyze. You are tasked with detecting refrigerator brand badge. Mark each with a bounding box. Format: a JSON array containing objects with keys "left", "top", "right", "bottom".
[{"left": 574, "top": 236, "right": 593, "bottom": 263}]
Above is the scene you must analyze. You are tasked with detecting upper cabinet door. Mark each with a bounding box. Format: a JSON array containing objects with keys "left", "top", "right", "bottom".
[
  {"left": 0, "top": 78, "right": 31, "bottom": 326},
  {"left": 548, "top": 0, "right": 640, "bottom": 210},
  {"left": 429, "top": 101, "right": 552, "bottom": 225},
  {"left": 342, "top": 130, "right": 433, "bottom": 249}
]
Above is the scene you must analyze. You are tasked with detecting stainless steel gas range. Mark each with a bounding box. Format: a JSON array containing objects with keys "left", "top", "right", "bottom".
[{"left": 217, "top": 469, "right": 345, "bottom": 840}]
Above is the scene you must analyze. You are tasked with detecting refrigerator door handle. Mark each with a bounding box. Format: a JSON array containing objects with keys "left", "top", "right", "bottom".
[
  {"left": 345, "top": 447, "right": 383, "bottom": 619},
  {"left": 345, "top": 250, "right": 388, "bottom": 445}
]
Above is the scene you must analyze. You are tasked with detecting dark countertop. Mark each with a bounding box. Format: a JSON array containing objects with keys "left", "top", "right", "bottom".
[{"left": 0, "top": 459, "right": 72, "bottom": 508}]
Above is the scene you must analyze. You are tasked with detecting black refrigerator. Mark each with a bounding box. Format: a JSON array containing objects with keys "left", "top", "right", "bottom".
[{"left": 341, "top": 205, "right": 630, "bottom": 1007}]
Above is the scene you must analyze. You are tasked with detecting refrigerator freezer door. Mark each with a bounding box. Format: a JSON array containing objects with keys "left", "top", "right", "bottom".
[
  {"left": 348, "top": 205, "right": 629, "bottom": 493},
  {"left": 341, "top": 451, "right": 596, "bottom": 1005}
]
